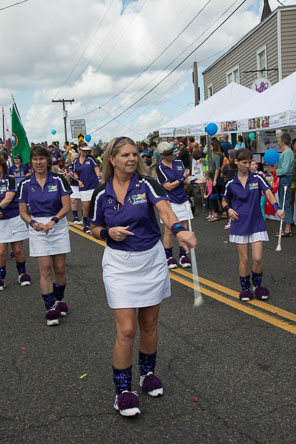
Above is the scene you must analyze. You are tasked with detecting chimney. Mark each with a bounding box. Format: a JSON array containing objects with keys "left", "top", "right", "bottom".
[{"left": 261, "top": 0, "right": 272, "bottom": 22}]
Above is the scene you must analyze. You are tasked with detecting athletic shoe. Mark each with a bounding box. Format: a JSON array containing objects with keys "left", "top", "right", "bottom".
[
  {"left": 239, "top": 289, "right": 254, "bottom": 301},
  {"left": 114, "top": 391, "right": 140, "bottom": 417},
  {"left": 45, "top": 308, "right": 61, "bottom": 326},
  {"left": 18, "top": 273, "right": 31, "bottom": 287},
  {"left": 140, "top": 372, "right": 163, "bottom": 397},
  {"left": 54, "top": 300, "right": 68, "bottom": 317},
  {"left": 0, "top": 279, "right": 6, "bottom": 291},
  {"left": 167, "top": 257, "right": 178, "bottom": 269},
  {"left": 73, "top": 216, "right": 81, "bottom": 224},
  {"left": 206, "top": 215, "right": 213, "bottom": 220},
  {"left": 253, "top": 286, "right": 269, "bottom": 300},
  {"left": 10, "top": 252, "right": 15, "bottom": 260},
  {"left": 179, "top": 256, "right": 191, "bottom": 268},
  {"left": 224, "top": 221, "right": 231, "bottom": 230},
  {"left": 83, "top": 226, "right": 91, "bottom": 234}
]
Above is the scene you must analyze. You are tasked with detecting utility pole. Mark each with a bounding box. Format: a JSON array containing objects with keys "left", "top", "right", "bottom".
[
  {"left": 192, "top": 62, "right": 199, "bottom": 106},
  {"left": 52, "top": 98, "right": 75, "bottom": 142}
]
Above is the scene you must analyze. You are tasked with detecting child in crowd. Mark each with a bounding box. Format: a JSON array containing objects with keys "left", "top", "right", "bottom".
[
  {"left": 250, "top": 159, "right": 266, "bottom": 220},
  {"left": 222, "top": 149, "right": 284, "bottom": 302},
  {"left": 203, "top": 170, "right": 214, "bottom": 220}
]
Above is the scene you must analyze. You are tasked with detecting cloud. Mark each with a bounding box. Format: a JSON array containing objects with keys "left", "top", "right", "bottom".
[{"left": 2, "top": 0, "right": 284, "bottom": 142}]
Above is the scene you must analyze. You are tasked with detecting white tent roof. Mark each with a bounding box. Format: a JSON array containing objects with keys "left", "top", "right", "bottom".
[{"left": 159, "top": 82, "right": 257, "bottom": 137}]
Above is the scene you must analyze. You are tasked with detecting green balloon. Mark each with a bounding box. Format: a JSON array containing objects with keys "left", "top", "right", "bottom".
[{"left": 249, "top": 132, "right": 256, "bottom": 140}]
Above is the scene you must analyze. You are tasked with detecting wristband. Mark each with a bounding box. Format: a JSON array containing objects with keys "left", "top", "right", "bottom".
[
  {"left": 97, "top": 176, "right": 101, "bottom": 181},
  {"left": 171, "top": 222, "right": 186, "bottom": 236},
  {"left": 272, "top": 202, "right": 280, "bottom": 212},
  {"left": 51, "top": 217, "right": 59, "bottom": 224},
  {"left": 179, "top": 176, "right": 185, "bottom": 183},
  {"left": 223, "top": 205, "right": 231, "bottom": 211},
  {"left": 100, "top": 227, "right": 110, "bottom": 240},
  {"left": 29, "top": 219, "right": 37, "bottom": 227}
]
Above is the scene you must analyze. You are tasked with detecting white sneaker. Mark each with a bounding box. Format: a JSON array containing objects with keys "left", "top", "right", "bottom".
[
  {"left": 0, "top": 279, "right": 6, "bottom": 290},
  {"left": 114, "top": 391, "right": 140, "bottom": 417},
  {"left": 167, "top": 257, "right": 178, "bottom": 269},
  {"left": 179, "top": 256, "right": 191, "bottom": 268},
  {"left": 18, "top": 273, "right": 31, "bottom": 287},
  {"left": 140, "top": 372, "right": 164, "bottom": 397}
]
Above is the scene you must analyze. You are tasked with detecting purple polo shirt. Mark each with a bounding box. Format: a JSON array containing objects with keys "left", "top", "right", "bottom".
[
  {"left": 0, "top": 175, "right": 19, "bottom": 219},
  {"left": 17, "top": 172, "right": 72, "bottom": 217},
  {"left": 223, "top": 171, "right": 271, "bottom": 235},
  {"left": 73, "top": 156, "right": 99, "bottom": 191},
  {"left": 67, "top": 164, "right": 79, "bottom": 186},
  {"left": 49, "top": 148, "right": 62, "bottom": 166},
  {"left": 156, "top": 160, "right": 188, "bottom": 204},
  {"left": 89, "top": 173, "right": 169, "bottom": 251},
  {"left": 9, "top": 164, "right": 29, "bottom": 177}
]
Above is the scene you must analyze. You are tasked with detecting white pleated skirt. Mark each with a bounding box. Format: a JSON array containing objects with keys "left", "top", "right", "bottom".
[
  {"left": 0, "top": 215, "right": 29, "bottom": 243},
  {"left": 229, "top": 231, "right": 269, "bottom": 244},
  {"left": 160, "top": 201, "right": 193, "bottom": 224},
  {"left": 29, "top": 216, "right": 71, "bottom": 257},
  {"left": 80, "top": 189, "right": 95, "bottom": 202},
  {"left": 70, "top": 185, "right": 80, "bottom": 199},
  {"left": 102, "top": 240, "right": 171, "bottom": 309}
]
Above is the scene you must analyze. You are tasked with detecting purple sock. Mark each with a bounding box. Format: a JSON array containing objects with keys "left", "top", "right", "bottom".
[
  {"left": 113, "top": 365, "right": 132, "bottom": 394},
  {"left": 72, "top": 210, "right": 78, "bottom": 218},
  {"left": 83, "top": 217, "right": 89, "bottom": 227},
  {"left": 139, "top": 351, "right": 157, "bottom": 376},
  {"left": 16, "top": 261, "right": 26, "bottom": 275},
  {"left": 252, "top": 271, "right": 262, "bottom": 288},
  {"left": 240, "top": 275, "right": 250, "bottom": 291},
  {"left": 53, "top": 283, "right": 66, "bottom": 301},
  {"left": 179, "top": 247, "right": 186, "bottom": 258},
  {"left": 165, "top": 248, "right": 173, "bottom": 259},
  {"left": 0, "top": 266, "right": 6, "bottom": 280},
  {"left": 42, "top": 293, "right": 55, "bottom": 310}
]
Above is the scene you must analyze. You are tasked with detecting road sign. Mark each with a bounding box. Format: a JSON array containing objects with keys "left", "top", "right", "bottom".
[
  {"left": 70, "top": 119, "right": 86, "bottom": 138},
  {"left": 77, "top": 133, "right": 85, "bottom": 144}
]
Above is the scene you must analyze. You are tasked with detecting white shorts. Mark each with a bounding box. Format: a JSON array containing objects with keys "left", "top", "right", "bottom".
[
  {"left": 29, "top": 216, "right": 71, "bottom": 257},
  {"left": 0, "top": 215, "right": 29, "bottom": 243},
  {"left": 102, "top": 240, "right": 171, "bottom": 309},
  {"left": 160, "top": 201, "right": 193, "bottom": 224},
  {"left": 229, "top": 231, "right": 269, "bottom": 244},
  {"left": 80, "top": 189, "right": 95, "bottom": 202},
  {"left": 70, "top": 186, "right": 80, "bottom": 199}
]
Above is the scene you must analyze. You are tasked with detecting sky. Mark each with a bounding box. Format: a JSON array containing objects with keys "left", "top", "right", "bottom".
[{"left": 1, "top": 0, "right": 294, "bottom": 144}]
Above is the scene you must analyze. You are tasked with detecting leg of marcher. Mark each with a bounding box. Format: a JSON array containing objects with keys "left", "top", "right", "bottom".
[
  {"left": 252, "top": 241, "right": 269, "bottom": 300},
  {"left": 237, "top": 243, "right": 253, "bottom": 301},
  {"left": 163, "top": 225, "right": 177, "bottom": 269},
  {"left": 38, "top": 256, "right": 60, "bottom": 326},
  {"left": 11, "top": 241, "right": 31, "bottom": 287},
  {"left": 52, "top": 253, "right": 68, "bottom": 316},
  {"left": 0, "top": 243, "right": 8, "bottom": 290}
]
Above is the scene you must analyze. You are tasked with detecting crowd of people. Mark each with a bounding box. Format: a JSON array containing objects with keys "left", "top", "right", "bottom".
[{"left": 0, "top": 129, "right": 295, "bottom": 417}]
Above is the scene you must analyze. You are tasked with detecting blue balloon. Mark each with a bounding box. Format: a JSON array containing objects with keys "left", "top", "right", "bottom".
[
  {"left": 205, "top": 123, "right": 218, "bottom": 136},
  {"left": 85, "top": 134, "right": 91, "bottom": 142},
  {"left": 264, "top": 149, "right": 279, "bottom": 166},
  {"left": 51, "top": 129, "right": 56, "bottom": 135}
]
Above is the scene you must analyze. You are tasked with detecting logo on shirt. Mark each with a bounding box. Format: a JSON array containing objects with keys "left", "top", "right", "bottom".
[
  {"left": 177, "top": 166, "right": 183, "bottom": 171},
  {"left": 132, "top": 193, "right": 147, "bottom": 205},
  {"left": 249, "top": 183, "right": 258, "bottom": 190},
  {"left": 0, "top": 185, "right": 7, "bottom": 193},
  {"left": 48, "top": 185, "right": 58, "bottom": 193}
]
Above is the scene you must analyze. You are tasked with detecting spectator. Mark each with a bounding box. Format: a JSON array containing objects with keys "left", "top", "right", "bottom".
[
  {"left": 221, "top": 134, "right": 233, "bottom": 158},
  {"left": 234, "top": 135, "right": 246, "bottom": 150}
]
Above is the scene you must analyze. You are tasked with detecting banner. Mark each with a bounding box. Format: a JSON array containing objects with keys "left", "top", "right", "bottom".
[{"left": 11, "top": 103, "right": 30, "bottom": 164}]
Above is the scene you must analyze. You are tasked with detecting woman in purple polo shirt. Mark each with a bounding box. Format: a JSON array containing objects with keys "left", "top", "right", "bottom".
[
  {"left": 156, "top": 142, "right": 193, "bottom": 269},
  {"left": 0, "top": 155, "right": 31, "bottom": 291},
  {"left": 8, "top": 154, "right": 30, "bottom": 187},
  {"left": 17, "top": 145, "right": 72, "bottom": 326},
  {"left": 73, "top": 142, "right": 101, "bottom": 234},
  {"left": 222, "top": 149, "right": 284, "bottom": 302},
  {"left": 89, "top": 136, "right": 196, "bottom": 417}
]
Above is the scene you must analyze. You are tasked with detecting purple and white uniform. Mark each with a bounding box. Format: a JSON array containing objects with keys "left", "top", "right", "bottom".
[
  {"left": 49, "top": 148, "right": 61, "bottom": 166},
  {"left": 156, "top": 159, "right": 193, "bottom": 222},
  {"left": 223, "top": 171, "right": 271, "bottom": 244},
  {"left": 73, "top": 155, "right": 99, "bottom": 201},
  {"left": 89, "top": 173, "right": 171, "bottom": 308},
  {"left": 0, "top": 175, "right": 28, "bottom": 243},
  {"left": 67, "top": 164, "right": 80, "bottom": 199},
  {"left": 9, "top": 164, "right": 30, "bottom": 187},
  {"left": 17, "top": 172, "right": 72, "bottom": 256}
]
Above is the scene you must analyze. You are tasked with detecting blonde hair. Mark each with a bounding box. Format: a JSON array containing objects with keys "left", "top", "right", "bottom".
[{"left": 102, "top": 137, "right": 149, "bottom": 183}]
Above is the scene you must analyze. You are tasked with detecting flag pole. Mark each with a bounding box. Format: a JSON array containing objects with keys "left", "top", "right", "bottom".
[{"left": 2, "top": 107, "right": 4, "bottom": 142}]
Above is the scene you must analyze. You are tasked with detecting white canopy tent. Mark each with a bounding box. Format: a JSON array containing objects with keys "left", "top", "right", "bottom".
[{"left": 159, "top": 82, "right": 258, "bottom": 138}]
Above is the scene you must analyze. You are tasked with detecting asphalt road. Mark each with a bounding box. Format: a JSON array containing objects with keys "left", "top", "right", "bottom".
[{"left": 1, "top": 199, "right": 296, "bottom": 444}]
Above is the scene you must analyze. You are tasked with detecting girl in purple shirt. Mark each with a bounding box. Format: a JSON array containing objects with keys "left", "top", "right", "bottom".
[{"left": 222, "top": 149, "right": 284, "bottom": 302}]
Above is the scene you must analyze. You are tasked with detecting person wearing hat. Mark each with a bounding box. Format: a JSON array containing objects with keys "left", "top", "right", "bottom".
[
  {"left": 0, "top": 155, "right": 31, "bottom": 291},
  {"left": 156, "top": 142, "right": 193, "bottom": 269},
  {"left": 89, "top": 136, "right": 197, "bottom": 417},
  {"left": 72, "top": 142, "right": 101, "bottom": 233},
  {"left": 17, "top": 145, "right": 72, "bottom": 326},
  {"left": 8, "top": 154, "right": 30, "bottom": 187}
]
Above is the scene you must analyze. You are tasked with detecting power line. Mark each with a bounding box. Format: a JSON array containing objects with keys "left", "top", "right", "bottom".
[
  {"left": 91, "top": 0, "right": 247, "bottom": 133},
  {"left": 0, "top": 0, "right": 28, "bottom": 11}
]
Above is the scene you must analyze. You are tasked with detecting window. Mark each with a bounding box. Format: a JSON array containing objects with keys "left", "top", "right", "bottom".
[
  {"left": 226, "top": 65, "right": 240, "bottom": 84},
  {"left": 207, "top": 83, "right": 213, "bottom": 97},
  {"left": 256, "top": 45, "right": 267, "bottom": 77}
]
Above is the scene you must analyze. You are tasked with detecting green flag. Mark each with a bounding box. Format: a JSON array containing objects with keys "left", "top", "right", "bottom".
[{"left": 11, "top": 103, "right": 30, "bottom": 164}]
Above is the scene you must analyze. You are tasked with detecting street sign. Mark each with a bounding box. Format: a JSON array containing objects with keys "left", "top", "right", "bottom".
[
  {"left": 70, "top": 119, "right": 86, "bottom": 138},
  {"left": 77, "top": 133, "right": 85, "bottom": 144}
]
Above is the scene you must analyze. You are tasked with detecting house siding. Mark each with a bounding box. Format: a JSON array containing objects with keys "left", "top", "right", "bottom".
[
  {"left": 203, "top": 13, "right": 279, "bottom": 99},
  {"left": 281, "top": 9, "right": 296, "bottom": 78}
]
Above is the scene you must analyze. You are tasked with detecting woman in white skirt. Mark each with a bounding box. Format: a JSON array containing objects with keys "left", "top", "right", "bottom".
[
  {"left": 67, "top": 152, "right": 82, "bottom": 224},
  {"left": 222, "top": 149, "right": 284, "bottom": 302},
  {"left": 72, "top": 142, "right": 101, "bottom": 234},
  {"left": 89, "top": 137, "right": 197, "bottom": 417},
  {"left": 17, "top": 145, "right": 72, "bottom": 326},
  {"left": 0, "top": 155, "right": 31, "bottom": 290},
  {"left": 156, "top": 142, "right": 193, "bottom": 269}
]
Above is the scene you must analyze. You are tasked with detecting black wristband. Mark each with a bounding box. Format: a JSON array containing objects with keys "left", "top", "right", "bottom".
[
  {"left": 171, "top": 222, "right": 186, "bottom": 236},
  {"left": 51, "top": 217, "right": 59, "bottom": 224},
  {"left": 223, "top": 205, "right": 231, "bottom": 211},
  {"left": 100, "top": 227, "right": 110, "bottom": 240},
  {"left": 29, "top": 219, "right": 37, "bottom": 227}
]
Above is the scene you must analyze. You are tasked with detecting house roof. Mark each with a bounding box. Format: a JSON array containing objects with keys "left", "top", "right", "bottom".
[{"left": 202, "top": 5, "right": 296, "bottom": 75}]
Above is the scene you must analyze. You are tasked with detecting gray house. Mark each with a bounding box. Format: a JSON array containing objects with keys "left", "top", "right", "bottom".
[{"left": 203, "top": 3, "right": 296, "bottom": 100}]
